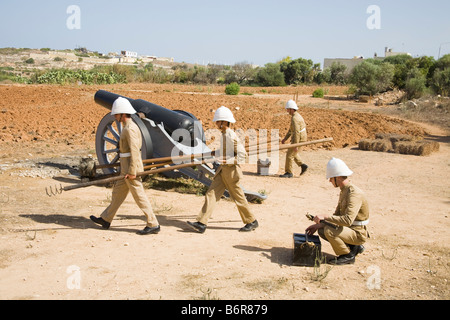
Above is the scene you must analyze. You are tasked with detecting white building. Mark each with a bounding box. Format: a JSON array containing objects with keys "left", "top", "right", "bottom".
[{"left": 121, "top": 51, "right": 138, "bottom": 58}]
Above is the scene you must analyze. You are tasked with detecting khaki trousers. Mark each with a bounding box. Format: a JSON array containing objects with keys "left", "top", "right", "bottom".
[
  {"left": 197, "top": 165, "right": 256, "bottom": 226},
  {"left": 101, "top": 158, "right": 159, "bottom": 227},
  {"left": 284, "top": 148, "right": 304, "bottom": 174},
  {"left": 318, "top": 225, "right": 367, "bottom": 255}
]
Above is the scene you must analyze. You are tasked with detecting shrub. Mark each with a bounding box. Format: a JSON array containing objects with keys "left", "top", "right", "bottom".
[
  {"left": 431, "top": 67, "right": 450, "bottom": 97},
  {"left": 33, "top": 69, "right": 127, "bottom": 85},
  {"left": 256, "top": 63, "right": 285, "bottom": 86},
  {"left": 312, "top": 88, "right": 324, "bottom": 98},
  {"left": 405, "top": 69, "right": 426, "bottom": 99},
  {"left": 323, "top": 62, "right": 348, "bottom": 85},
  {"left": 225, "top": 82, "right": 240, "bottom": 95},
  {"left": 350, "top": 61, "right": 394, "bottom": 95}
]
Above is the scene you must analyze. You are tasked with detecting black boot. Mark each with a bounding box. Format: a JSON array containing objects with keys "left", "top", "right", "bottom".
[
  {"left": 137, "top": 225, "right": 160, "bottom": 235},
  {"left": 90, "top": 215, "right": 110, "bottom": 229},
  {"left": 349, "top": 244, "right": 365, "bottom": 256},
  {"left": 279, "top": 172, "right": 293, "bottom": 178},
  {"left": 187, "top": 221, "right": 206, "bottom": 233},
  {"left": 239, "top": 220, "right": 259, "bottom": 232},
  {"left": 328, "top": 252, "right": 356, "bottom": 265},
  {"left": 300, "top": 164, "right": 308, "bottom": 175}
]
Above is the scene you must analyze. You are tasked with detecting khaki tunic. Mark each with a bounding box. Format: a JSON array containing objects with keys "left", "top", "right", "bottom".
[
  {"left": 196, "top": 128, "right": 256, "bottom": 226},
  {"left": 101, "top": 118, "right": 159, "bottom": 227},
  {"left": 318, "top": 183, "right": 370, "bottom": 255},
  {"left": 283, "top": 111, "right": 307, "bottom": 173}
]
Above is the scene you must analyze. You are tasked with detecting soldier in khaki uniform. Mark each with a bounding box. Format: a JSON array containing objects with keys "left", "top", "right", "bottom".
[
  {"left": 280, "top": 100, "right": 308, "bottom": 178},
  {"left": 90, "top": 97, "right": 160, "bottom": 235},
  {"left": 187, "top": 106, "right": 258, "bottom": 233},
  {"left": 306, "top": 158, "right": 369, "bottom": 265}
]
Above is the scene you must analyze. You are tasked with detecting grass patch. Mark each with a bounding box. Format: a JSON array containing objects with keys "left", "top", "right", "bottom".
[
  {"left": 245, "top": 277, "right": 289, "bottom": 294},
  {"left": 143, "top": 174, "right": 208, "bottom": 196}
]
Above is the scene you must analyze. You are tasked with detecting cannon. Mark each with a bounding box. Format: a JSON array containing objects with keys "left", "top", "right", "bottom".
[{"left": 92, "top": 90, "right": 267, "bottom": 202}]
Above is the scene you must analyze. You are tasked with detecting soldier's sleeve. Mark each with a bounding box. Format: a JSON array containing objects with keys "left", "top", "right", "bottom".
[{"left": 282, "top": 116, "right": 294, "bottom": 142}]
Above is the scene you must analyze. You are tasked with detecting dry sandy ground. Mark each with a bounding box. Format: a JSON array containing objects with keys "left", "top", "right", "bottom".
[{"left": 0, "top": 84, "right": 448, "bottom": 300}]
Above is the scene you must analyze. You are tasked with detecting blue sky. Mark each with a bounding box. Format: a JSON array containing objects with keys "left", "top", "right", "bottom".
[{"left": 1, "top": 0, "right": 449, "bottom": 66}]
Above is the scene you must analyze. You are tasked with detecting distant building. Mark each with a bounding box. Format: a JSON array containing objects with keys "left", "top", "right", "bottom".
[
  {"left": 121, "top": 51, "right": 138, "bottom": 58},
  {"left": 324, "top": 47, "right": 412, "bottom": 73},
  {"left": 323, "top": 56, "right": 366, "bottom": 73},
  {"left": 384, "top": 47, "right": 411, "bottom": 58}
]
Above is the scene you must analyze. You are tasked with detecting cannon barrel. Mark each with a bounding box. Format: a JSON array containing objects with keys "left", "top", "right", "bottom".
[{"left": 94, "top": 90, "right": 195, "bottom": 138}]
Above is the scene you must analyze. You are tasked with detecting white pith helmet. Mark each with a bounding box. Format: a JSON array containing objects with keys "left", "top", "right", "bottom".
[
  {"left": 326, "top": 157, "right": 353, "bottom": 179},
  {"left": 111, "top": 97, "right": 136, "bottom": 116},
  {"left": 285, "top": 100, "right": 298, "bottom": 110},
  {"left": 213, "top": 106, "right": 236, "bottom": 123}
]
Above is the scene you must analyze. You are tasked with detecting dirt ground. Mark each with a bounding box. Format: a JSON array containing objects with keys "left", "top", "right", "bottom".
[{"left": 0, "top": 83, "right": 448, "bottom": 300}]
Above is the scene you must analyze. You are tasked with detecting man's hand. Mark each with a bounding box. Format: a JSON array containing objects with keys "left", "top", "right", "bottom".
[
  {"left": 305, "top": 224, "right": 322, "bottom": 236},
  {"left": 313, "top": 215, "right": 328, "bottom": 224},
  {"left": 125, "top": 174, "right": 136, "bottom": 180}
]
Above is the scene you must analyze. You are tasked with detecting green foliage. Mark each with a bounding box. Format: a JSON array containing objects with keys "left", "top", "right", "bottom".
[
  {"left": 349, "top": 61, "right": 394, "bottom": 95},
  {"left": 312, "top": 88, "right": 325, "bottom": 98},
  {"left": 323, "top": 62, "right": 348, "bottom": 85},
  {"left": 33, "top": 69, "right": 127, "bottom": 85},
  {"left": 429, "top": 54, "right": 450, "bottom": 96},
  {"left": 0, "top": 69, "right": 31, "bottom": 83},
  {"left": 225, "top": 82, "right": 240, "bottom": 95},
  {"left": 405, "top": 68, "right": 427, "bottom": 99},
  {"left": 280, "top": 58, "right": 320, "bottom": 85},
  {"left": 255, "top": 63, "right": 285, "bottom": 86},
  {"left": 431, "top": 67, "right": 450, "bottom": 96}
]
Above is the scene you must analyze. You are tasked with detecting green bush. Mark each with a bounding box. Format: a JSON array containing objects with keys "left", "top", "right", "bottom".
[
  {"left": 312, "top": 88, "right": 325, "bottom": 98},
  {"left": 350, "top": 61, "right": 394, "bottom": 95},
  {"left": 256, "top": 63, "right": 285, "bottom": 86},
  {"left": 225, "top": 82, "right": 240, "bottom": 95},
  {"left": 33, "top": 69, "right": 127, "bottom": 85},
  {"left": 323, "top": 62, "right": 347, "bottom": 85},
  {"left": 405, "top": 68, "right": 426, "bottom": 99},
  {"left": 431, "top": 68, "right": 450, "bottom": 96}
]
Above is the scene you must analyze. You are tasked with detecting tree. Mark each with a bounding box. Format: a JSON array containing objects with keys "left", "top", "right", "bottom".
[
  {"left": 323, "top": 62, "right": 348, "bottom": 85},
  {"left": 431, "top": 68, "right": 450, "bottom": 96},
  {"left": 280, "top": 58, "right": 316, "bottom": 84},
  {"left": 430, "top": 54, "right": 450, "bottom": 96},
  {"left": 255, "top": 63, "right": 285, "bottom": 86},
  {"left": 350, "top": 61, "right": 394, "bottom": 95},
  {"left": 405, "top": 68, "right": 427, "bottom": 99}
]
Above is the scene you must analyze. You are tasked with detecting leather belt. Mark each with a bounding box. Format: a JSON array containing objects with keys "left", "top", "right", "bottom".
[{"left": 120, "top": 153, "right": 131, "bottom": 158}]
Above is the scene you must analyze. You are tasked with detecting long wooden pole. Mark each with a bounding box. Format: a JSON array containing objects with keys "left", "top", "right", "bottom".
[
  {"left": 96, "top": 137, "right": 333, "bottom": 169},
  {"left": 247, "top": 137, "right": 333, "bottom": 154},
  {"left": 58, "top": 137, "right": 333, "bottom": 194}
]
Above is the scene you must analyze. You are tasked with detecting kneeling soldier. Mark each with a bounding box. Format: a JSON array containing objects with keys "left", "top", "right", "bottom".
[{"left": 306, "top": 158, "right": 369, "bottom": 265}]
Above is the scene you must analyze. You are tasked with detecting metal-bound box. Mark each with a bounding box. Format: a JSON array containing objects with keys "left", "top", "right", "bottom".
[
  {"left": 257, "top": 158, "right": 271, "bottom": 176},
  {"left": 293, "top": 233, "right": 321, "bottom": 267}
]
